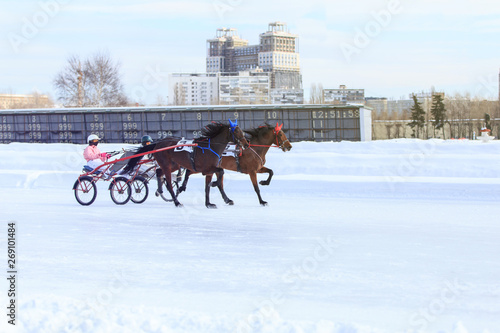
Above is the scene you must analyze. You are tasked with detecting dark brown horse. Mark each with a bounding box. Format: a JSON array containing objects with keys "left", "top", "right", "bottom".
[
  {"left": 122, "top": 121, "right": 249, "bottom": 208},
  {"left": 179, "top": 123, "right": 292, "bottom": 206}
]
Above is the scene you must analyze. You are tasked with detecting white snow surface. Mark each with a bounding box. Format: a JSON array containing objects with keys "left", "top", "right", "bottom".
[{"left": 1, "top": 139, "right": 500, "bottom": 333}]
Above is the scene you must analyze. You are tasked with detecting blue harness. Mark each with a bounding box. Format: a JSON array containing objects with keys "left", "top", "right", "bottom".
[{"left": 191, "top": 120, "right": 238, "bottom": 171}]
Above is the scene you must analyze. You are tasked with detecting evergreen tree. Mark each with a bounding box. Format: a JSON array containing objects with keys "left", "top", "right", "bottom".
[
  {"left": 408, "top": 94, "right": 426, "bottom": 138},
  {"left": 484, "top": 113, "right": 491, "bottom": 131},
  {"left": 430, "top": 93, "right": 447, "bottom": 138}
]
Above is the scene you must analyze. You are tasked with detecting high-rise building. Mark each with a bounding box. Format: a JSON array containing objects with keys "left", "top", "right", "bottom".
[
  {"left": 169, "top": 22, "right": 303, "bottom": 106},
  {"left": 206, "top": 22, "right": 302, "bottom": 96}
]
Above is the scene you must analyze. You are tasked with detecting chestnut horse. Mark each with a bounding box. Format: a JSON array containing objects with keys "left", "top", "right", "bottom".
[
  {"left": 122, "top": 120, "right": 249, "bottom": 208},
  {"left": 179, "top": 123, "right": 292, "bottom": 206}
]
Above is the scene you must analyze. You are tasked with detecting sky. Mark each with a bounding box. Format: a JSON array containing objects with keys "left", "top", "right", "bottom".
[{"left": 1, "top": 0, "right": 500, "bottom": 105}]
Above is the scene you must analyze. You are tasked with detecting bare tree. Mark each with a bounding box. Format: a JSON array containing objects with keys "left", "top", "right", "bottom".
[
  {"left": 85, "top": 51, "right": 127, "bottom": 107},
  {"left": 317, "top": 83, "right": 324, "bottom": 104},
  {"left": 54, "top": 51, "right": 127, "bottom": 107},
  {"left": 309, "top": 83, "right": 318, "bottom": 104},
  {"left": 309, "top": 83, "right": 324, "bottom": 104},
  {"left": 53, "top": 55, "right": 88, "bottom": 107},
  {"left": 155, "top": 94, "right": 167, "bottom": 106}
]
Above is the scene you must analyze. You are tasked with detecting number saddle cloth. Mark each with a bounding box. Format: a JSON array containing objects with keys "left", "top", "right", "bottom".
[
  {"left": 222, "top": 143, "right": 241, "bottom": 158},
  {"left": 173, "top": 139, "right": 242, "bottom": 172},
  {"left": 173, "top": 139, "right": 240, "bottom": 157},
  {"left": 174, "top": 138, "right": 195, "bottom": 153}
]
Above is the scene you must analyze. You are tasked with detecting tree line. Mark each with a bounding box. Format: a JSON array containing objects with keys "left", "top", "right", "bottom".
[
  {"left": 376, "top": 93, "right": 499, "bottom": 140},
  {"left": 308, "top": 82, "right": 500, "bottom": 139}
]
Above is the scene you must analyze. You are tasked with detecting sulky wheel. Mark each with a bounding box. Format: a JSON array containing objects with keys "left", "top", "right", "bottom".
[
  {"left": 130, "top": 176, "right": 149, "bottom": 204},
  {"left": 109, "top": 177, "right": 131, "bottom": 205},
  {"left": 158, "top": 171, "right": 183, "bottom": 202},
  {"left": 73, "top": 176, "right": 97, "bottom": 206}
]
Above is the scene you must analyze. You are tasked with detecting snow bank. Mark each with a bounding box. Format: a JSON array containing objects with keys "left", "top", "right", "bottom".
[{"left": 1, "top": 139, "right": 500, "bottom": 189}]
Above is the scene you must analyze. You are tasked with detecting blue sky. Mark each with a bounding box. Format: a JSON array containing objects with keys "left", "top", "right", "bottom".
[{"left": 1, "top": 0, "right": 499, "bottom": 105}]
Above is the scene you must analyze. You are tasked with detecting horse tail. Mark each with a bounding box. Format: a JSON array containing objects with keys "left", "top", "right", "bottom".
[{"left": 121, "top": 143, "right": 158, "bottom": 174}]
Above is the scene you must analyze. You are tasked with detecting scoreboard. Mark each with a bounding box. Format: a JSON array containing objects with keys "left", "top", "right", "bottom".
[{"left": 0, "top": 104, "right": 371, "bottom": 144}]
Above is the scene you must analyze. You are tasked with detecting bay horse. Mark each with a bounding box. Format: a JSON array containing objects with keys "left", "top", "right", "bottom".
[
  {"left": 122, "top": 120, "right": 249, "bottom": 208},
  {"left": 178, "top": 123, "right": 292, "bottom": 206}
]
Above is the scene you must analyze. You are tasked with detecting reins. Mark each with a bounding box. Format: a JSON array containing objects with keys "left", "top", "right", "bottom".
[
  {"left": 244, "top": 129, "right": 285, "bottom": 167},
  {"left": 248, "top": 146, "right": 264, "bottom": 166},
  {"left": 248, "top": 129, "right": 288, "bottom": 149}
]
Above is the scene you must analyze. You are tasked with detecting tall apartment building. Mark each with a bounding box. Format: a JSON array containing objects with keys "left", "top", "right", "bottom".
[
  {"left": 206, "top": 22, "right": 303, "bottom": 102},
  {"left": 168, "top": 73, "right": 219, "bottom": 106}
]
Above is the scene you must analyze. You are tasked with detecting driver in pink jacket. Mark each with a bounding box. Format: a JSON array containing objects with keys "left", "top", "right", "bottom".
[{"left": 84, "top": 134, "right": 111, "bottom": 170}]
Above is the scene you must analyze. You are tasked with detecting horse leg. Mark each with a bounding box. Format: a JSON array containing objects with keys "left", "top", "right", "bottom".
[
  {"left": 212, "top": 168, "right": 234, "bottom": 205},
  {"left": 205, "top": 174, "right": 217, "bottom": 209},
  {"left": 175, "top": 168, "right": 183, "bottom": 184},
  {"left": 155, "top": 168, "right": 164, "bottom": 195},
  {"left": 258, "top": 167, "right": 273, "bottom": 186},
  {"left": 164, "top": 169, "right": 182, "bottom": 207},
  {"left": 178, "top": 169, "right": 191, "bottom": 194},
  {"left": 249, "top": 171, "right": 267, "bottom": 206}
]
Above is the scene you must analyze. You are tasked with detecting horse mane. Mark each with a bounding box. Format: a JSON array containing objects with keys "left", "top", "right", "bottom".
[
  {"left": 244, "top": 123, "right": 273, "bottom": 140},
  {"left": 199, "top": 121, "right": 228, "bottom": 140}
]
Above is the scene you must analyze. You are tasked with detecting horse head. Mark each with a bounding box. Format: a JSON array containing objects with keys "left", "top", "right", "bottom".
[
  {"left": 228, "top": 119, "right": 249, "bottom": 149},
  {"left": 274, "top": 123, "right": 292, "bottom": 152}
]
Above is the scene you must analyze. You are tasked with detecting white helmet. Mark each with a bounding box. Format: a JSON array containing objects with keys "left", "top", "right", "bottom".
[{"left": 87, "top": 134, "right": 100, "bottom": 142}]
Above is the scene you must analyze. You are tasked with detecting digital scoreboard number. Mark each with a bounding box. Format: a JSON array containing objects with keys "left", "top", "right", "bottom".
[{"left": 0, "top": 105, "right": 362, "bottom": 144}]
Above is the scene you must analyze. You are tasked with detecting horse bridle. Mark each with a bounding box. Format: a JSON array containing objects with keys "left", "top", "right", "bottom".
[
  {"left": 230, "top": 127, "right": 245, "bottom": 150},
  {"left": 273, "top": 126, "right": 290, "bottom": 150},
  {"left": 229, "top": 123, "right": 247, "bottom": 149}
]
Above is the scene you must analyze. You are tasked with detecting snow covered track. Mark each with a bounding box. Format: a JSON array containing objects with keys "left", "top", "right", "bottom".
[{"left": 1, "top": 139, "right": 500, "bottom": 333}]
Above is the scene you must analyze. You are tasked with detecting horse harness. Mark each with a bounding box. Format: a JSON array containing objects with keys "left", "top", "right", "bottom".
[{"left": 235, "top": 127, "right": 287, "bottom": 172}]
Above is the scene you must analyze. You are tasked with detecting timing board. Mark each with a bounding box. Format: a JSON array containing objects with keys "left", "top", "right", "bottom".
[{"left": 0, "top": 104, "right": 371, "bottom": 144}]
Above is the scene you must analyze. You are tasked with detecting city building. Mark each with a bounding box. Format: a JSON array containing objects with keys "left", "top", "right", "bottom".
[
  {"left": 168, "top": 73, "right": 219, "bottom": 106},
  {"left": 205, "top": 22, "right": 303, "bottom": 104},
  {"left": 323, "top": 85, "right": 365, "bottom": 105},
  {"left": 365, "top": 92, "right": 444, "bottom": 116},
  {"left": 169, "top": 70, "right": 272, "bottom": 105},
  {"left": 270, "top": 88, "right": 304, "bottom": 104},
  {"left": 0, "top": 93, "right": 51, "bottom": 109},
  {"left": 218, "top": 70, "right": 270, "bottom": 105},
  {"left": 364, "top": 97, "right": 388, "bottom": 114}
]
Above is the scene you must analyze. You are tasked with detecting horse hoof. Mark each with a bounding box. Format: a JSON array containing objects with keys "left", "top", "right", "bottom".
[
  {"left": 260, "top": 201, "right": 268, "bottom": 206},
  {"left": 259, "top": 181, "right": 269, "bottom": 186},
  {"left": 175, "top": 202, "right": 183, "bottom": 207},
  {"left": 206, "top": 203, "right": 217, "bottom": 209},
  {"left": 210, "top": 182, "right": 218, "bottom": 188},
  {"left": 226, "top": 200, "right": 234, "bottom": 206}
]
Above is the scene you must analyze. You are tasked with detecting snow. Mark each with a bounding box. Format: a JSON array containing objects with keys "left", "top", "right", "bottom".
[{"left": 1, "top": 139, "right": 500, "bottom": 333}]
